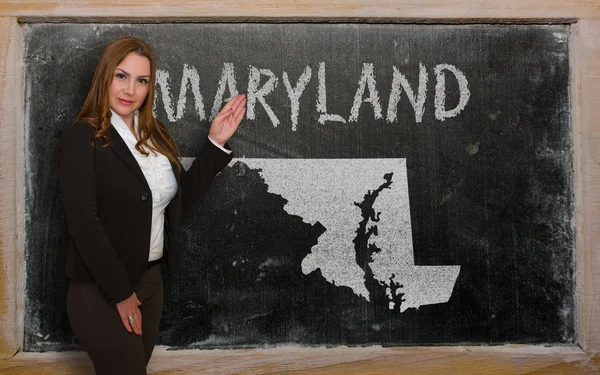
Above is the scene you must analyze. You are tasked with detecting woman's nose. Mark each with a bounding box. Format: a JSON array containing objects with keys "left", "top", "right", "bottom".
[{"left": 124, "top": 80, "right": 135, "bottom": 95}]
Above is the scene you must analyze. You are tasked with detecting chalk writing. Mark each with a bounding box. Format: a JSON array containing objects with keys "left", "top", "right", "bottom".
[{"left": 155, "top": 62, "right": 470, "bottom": 130}]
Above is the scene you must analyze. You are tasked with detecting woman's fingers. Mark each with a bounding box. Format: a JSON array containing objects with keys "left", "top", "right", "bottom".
[
  {"left": 123, "top": 307, "right": 142, "bottom": 335},
  {"left": 221, "top": 94, "right": 242, "bottom": 112},
  {"left": 209, "top": 94, "right": 246, "bottom": 145},
  {"left": 116, "top": 293, "right": 143, "bottom": 335},
  {"left": 130, "top": 292, "right": 143, "bottom": 335},
  {"left": 227, "top": 94, "right": 245, "bottom": 113},
  {"left": 131, "top": 308, "right": 143, "bottom": 335},
  {"left": 223, "top": 96, "right": 246, "bottom": 129},
  {"left": 232, "top": 100, "right": 246, "bottom": 125},
  {"left": 119, "top": 313, "right": 133, "bottom": 333},
  {"left": 214, "top": 94, "right": 244, "bottom": 123}
]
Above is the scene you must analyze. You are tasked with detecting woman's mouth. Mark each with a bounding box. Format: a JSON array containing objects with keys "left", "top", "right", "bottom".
[{"left": 118, "top": 98, "right": 134, "bottom": 105}]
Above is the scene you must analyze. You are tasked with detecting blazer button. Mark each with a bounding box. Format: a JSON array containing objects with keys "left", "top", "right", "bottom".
[{"left": 140, "top": 192, "right": 149, "bottom": 201}]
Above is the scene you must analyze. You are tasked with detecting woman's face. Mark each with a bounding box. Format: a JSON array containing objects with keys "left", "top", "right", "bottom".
[{"left": 108, "top": 52, "right": 151, "bottom": 126}]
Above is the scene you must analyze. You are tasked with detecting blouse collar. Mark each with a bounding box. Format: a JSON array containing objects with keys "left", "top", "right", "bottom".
[{"left": 110, "top": 109, "right": 139, "bottom": 144}]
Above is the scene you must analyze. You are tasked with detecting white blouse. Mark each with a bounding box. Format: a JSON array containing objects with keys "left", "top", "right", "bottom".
[{"left": 110, "top": 110, "right": 177, "bottom": 262}]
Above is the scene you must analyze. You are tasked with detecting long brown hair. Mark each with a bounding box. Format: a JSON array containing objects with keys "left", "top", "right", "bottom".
[{"left": 76, "top": 36, "right": 181, "bottom": 169}]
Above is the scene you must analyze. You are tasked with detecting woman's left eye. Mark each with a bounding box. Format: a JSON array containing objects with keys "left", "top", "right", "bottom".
[{"left": 138, "top": 78, "right": 149, "bottom": 84}]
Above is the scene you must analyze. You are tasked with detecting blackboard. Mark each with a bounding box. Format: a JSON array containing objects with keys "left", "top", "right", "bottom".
[{"left": 23, "top": 23, "right": 574, "bottom": 351}]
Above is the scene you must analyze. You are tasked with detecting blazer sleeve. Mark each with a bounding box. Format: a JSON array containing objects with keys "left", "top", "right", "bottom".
[
  {"left": 57, "top": 122, "right": 133, "bottom": 305},
  {"left": 180, "top": 137, "right": 233, "bottom": 209}
]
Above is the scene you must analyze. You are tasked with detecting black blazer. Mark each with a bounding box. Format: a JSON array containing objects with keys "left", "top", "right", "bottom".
[{"left": 57, "top": 120, "right": 232, "bottom": 305}]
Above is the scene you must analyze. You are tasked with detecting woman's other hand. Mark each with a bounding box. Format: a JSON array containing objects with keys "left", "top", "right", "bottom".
[
  {"left": 208, "top": 94, "right": 246, "bottom": 146},
  {"left": 116, "top": 292, "right": 143, "bottom": 335}
]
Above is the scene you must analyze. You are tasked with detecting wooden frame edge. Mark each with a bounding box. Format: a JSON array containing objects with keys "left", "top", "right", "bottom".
[
  {"left": 0, "top": 8, "right": 597, "bottom": 357},
  {"left": 1, "top": 0, "right": 599, "bottom": 20},
  {"left": 0, "top": 15, "right": 24, "bottom": 358},
  {"left": 571, "top": 21, "right": 585, "bottom": 352},
  {"left": 14, "top": 16, "right": 25, "bottom": 361},
  {"left": 14, "top": 16, "right": 580, "bottom": 24},
  {"left": 578, "top": 19, "right": 600, "bottom": 353}
]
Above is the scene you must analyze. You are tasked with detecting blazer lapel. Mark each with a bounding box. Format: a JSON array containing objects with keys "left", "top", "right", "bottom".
[
  {"left": 170, "top": 159, "right": 181, "bottom": 195},
  {"left": 108, "top": 126, "right": 149, "bottom": 187}
]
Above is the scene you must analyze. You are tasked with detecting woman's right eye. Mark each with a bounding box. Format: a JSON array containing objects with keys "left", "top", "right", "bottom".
[{"left": 116, "top": 73, "right": 126, "bottom": 80}]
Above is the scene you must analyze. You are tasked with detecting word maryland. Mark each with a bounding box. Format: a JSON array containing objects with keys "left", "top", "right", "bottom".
[{"left": 154, "top": 62, "right": 470, "bottom": 131}]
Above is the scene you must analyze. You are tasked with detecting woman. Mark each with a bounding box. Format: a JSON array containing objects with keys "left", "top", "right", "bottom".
[{"left": 57, "top": 36, "right": 245, "bottom": 374}]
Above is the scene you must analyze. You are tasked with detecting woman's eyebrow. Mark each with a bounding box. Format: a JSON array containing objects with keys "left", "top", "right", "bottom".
[{"left": 115, "top": 68, "right": 150, "bottom": 78}]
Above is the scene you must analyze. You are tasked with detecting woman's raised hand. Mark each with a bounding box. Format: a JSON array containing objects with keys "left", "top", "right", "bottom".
[
  {"left": 208, "top": 94, "right": 246, "bottom": 146},
  {"left": 116, "top": 292, "right": 143, "bottom": 335}
]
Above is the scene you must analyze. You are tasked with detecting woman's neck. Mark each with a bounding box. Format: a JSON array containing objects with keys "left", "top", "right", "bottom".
[
  {"left": 122, "top": 114, "right": 134, "bottom": 129},
  {"left": 113, "top": 111, "right": 138, "bottom": 140}
]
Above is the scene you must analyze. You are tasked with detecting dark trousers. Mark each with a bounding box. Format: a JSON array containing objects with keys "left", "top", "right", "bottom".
[{"left": 67, "top": 263, "right": 164, "bottom": 375}]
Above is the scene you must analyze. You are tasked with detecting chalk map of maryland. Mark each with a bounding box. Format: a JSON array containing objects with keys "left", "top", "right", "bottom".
[{"left": 183, "top": 158, "right": 460, "bottom": 312}]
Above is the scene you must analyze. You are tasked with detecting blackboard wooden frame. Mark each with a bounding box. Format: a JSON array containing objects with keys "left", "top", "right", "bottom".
[{"left": 1, "top": 0, "right": 599, "bottom": 372}]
